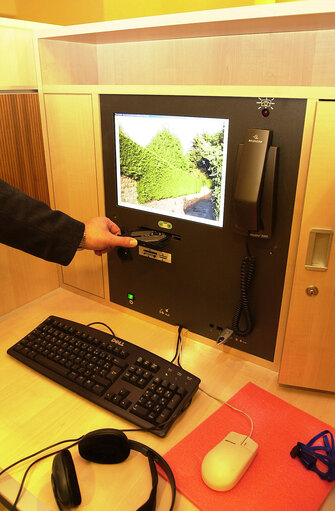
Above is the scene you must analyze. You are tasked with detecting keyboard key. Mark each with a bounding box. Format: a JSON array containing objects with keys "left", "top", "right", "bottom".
[
  {"left": 112, "top": 395, "right": 122, "bottom": 405},
  {"left": 130, "top": 404, "right": 148, "bottom": 419},
  {"left": 119, "top": 388, "right": 129, "bottom": 397},
  {"left": 35, "top": 354, "right": 69, "bottom": 376},
  {"left": 167, "top": 394, "right": 181, "bottom": 410},
  {"left": 106, "top": 365, "right": 122, "bottom": 381},
  {"left": 13, "top": 342, "right": 24, "bottom": 352},
  {"left": 119, "top": 350, "right": 129, "bottom": 359},
  {"left": 119, "top": 399, "right": 131, "bottom": 409},
  {"left": 137, "top": 378, "right": 147, "bottom": 388},
  {"left": 92, "top": 374, "right": 110, "bottom": 387},
  {"left": 83, "top": 379, "right": 94, "bottom": 389},
  {"left": 156, "top": 409, "right": 171, "bottom": 424},
  {"left": 92, "top": 384, "right": 105, "bottom": 396}
]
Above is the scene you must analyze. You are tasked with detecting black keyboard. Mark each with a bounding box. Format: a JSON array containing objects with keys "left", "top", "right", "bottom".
[{"left": 7, "top": 316, "right": 200, "bottom": 437}]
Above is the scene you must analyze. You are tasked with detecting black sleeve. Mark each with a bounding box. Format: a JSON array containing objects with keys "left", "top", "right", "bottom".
[{"left": 0, "top": 179, "right": 85, "bottom": 266}]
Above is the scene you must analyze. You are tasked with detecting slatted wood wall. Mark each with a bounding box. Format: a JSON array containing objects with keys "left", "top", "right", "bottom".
[{"left": 0, "top": 93, "right": 49, "bottom": 204}]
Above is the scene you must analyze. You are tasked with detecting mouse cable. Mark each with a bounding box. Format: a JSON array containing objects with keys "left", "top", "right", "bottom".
[{"left": 199, "top": 386, "right": 254, "bottom": 440}]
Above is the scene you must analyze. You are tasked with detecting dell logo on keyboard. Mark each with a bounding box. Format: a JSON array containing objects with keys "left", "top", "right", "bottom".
[{"left": 112, "top": 338, "right": 125, "bottom": 347}]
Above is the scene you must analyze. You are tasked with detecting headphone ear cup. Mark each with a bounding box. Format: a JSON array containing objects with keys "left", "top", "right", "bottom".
[
  {"left": 78, "top": 429, "right": 131, "bottom": 464},
  {"left": 52, "top": 449, "right": 81, "bottom": 507}
]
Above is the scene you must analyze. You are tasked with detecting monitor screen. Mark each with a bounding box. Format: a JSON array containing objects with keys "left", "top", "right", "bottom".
[{"left": 114, "top": 113, "right": 229, "bottom": 227}]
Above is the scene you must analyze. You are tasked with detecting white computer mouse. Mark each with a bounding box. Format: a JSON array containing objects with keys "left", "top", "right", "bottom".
[{"left": 201, "top": 431, "right": 258, "bottom": 491}]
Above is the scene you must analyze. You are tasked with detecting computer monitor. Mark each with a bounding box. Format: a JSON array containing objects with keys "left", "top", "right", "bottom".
[{"left": 114, "top": 112, "right": 229, "bottom": 228}]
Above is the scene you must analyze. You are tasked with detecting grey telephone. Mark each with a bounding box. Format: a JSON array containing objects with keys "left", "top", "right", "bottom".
[{"left": 232, "top": 128, "right": 277, "bottom": 239}]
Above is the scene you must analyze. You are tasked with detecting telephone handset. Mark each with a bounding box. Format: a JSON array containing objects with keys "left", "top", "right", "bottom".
[
  {"left": 231, "top": 129, "right": 278, "bottom": 336},
  {"left": 232, "top": 128, "right": 278, "bottom": 239}
]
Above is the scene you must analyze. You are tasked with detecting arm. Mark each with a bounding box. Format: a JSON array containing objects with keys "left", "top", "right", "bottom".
[
  {"left": 0, "top": 179, "right": 84, "bottom": 265},
  {"left": 0, "top": 179, "right": 136, "bottom": 265}
]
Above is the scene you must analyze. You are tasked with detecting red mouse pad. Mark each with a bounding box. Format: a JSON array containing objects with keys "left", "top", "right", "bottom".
[{"left": 161, "top": 382, "right": 335, "bottom": 511}]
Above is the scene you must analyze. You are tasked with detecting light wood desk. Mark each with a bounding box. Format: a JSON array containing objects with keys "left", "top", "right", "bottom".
[{"left": 0, "top": 288, "right": 335, "bottom": 510}]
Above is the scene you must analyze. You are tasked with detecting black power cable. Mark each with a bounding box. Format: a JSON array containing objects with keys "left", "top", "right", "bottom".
[{"left": 170, "top": 325, "right": 184, "bottom": 367}]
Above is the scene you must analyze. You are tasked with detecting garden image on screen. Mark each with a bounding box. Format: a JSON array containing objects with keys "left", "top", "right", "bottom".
[{"left": 114, "top": 113, "right": 229, "bottom": 226}]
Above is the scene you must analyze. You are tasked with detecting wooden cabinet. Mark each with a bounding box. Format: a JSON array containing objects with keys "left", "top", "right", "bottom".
[
  {"left": 279, "top": 101, "right": 335, "bottom": 391},
  {"left": 33, "top": 4, "right": 335, "bottom": 379},
  {"left": 43, "top": 94, "right": 105, "bottom": 298},
  {"left": 2, "top": 7, "right": 333, "bottom": 380}
]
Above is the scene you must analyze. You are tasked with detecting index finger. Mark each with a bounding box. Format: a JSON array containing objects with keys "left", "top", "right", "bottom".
[{"left": 113, "top": 235, "right": 138, "bottom": 248}]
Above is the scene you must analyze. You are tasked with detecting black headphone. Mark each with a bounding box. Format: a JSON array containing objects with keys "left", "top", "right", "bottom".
[{"left": 51, "top": 429, "right": 176, "bottom": 511}]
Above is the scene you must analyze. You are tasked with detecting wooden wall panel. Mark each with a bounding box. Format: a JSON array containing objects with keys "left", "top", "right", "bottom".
[
  {"left": 38, "top": 39, "right": 99, "bottom": 86},
  {"left": 0, "top": 27, "right": 37, "bottom": 89},
  {"left": 97, "top": 30, "right": 335, "bottom": 87},
  {"left": 0, "top": 93, "right": 49, "bottom": 204}
]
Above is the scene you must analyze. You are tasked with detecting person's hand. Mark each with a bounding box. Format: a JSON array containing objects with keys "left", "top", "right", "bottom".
[{"left": 83, "top": 217, "right": 137, "bottom": 256}]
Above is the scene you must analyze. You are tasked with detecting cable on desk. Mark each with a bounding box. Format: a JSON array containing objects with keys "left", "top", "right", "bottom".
[
  {"left": 0, "top": 420, "right": 176, "bottom": 511},
  {"left": 169, "top": 324, "right": 254, "bottom": 441},
  {"left": 10, "top": 441, "right": 80, "bottom": 511},
  {"left": 169, "top": 322, "right": 254, "bottom": 440},
  {"left": 0, "top": 436, "right": 84, "bottom": 477},
  {"left": 171, "top": 325, "right": 184, "bottom": 368},
  {"left": 121, "top": 419, "right": 173, "bottom": 434},
  {"left": 199, "top": 386, "right": 254, "bottom": 440}
]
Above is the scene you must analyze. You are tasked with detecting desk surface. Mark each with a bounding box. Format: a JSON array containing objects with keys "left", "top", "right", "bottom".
[{"left": 0, "top": 288, "right": 335, "bottom": 510}]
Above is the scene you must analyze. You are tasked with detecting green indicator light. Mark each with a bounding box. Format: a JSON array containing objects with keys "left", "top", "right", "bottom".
[
  {"left": 127, "top": 293, "right": 134, "bottom": 300},
  {"left": 158, "top": 220, "right": 172, "bottom": 230}
]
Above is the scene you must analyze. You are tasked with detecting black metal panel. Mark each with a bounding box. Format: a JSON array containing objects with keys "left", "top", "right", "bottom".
[{"left": 100, "top": 95, "right": 306, "bottom": 361}]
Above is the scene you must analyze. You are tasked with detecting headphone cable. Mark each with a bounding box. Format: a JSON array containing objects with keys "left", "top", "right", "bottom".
[
  {"left": 8, "top": 440, "right": 80, "bottom": 511},
  {"left": 1, "top": 424, "right": 175, "bottom": 511},
  {"left": 0, "top": 436, "right": 83, "bottom": 477}
]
